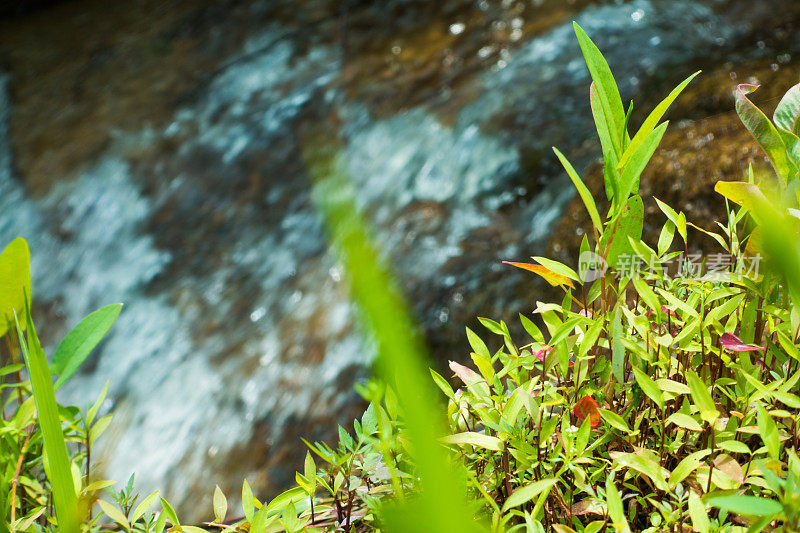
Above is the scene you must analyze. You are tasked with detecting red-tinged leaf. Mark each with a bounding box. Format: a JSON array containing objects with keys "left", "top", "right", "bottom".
[
  {"left": 448, "top": 361, "right": 482, "bottom": 387},
  {"left": 720, "top": 332, "right": 765, "bottom": 352},
  {"left": 502, "top": 261, "right": 574, "bottom": 288},
  {"left": 573, "top": 396, "right": 600, "bottom": 428},
  {"left": 570, "top": 499, "right": 606, "bottom": 517},
  {"left": 533, "top": 346, "right": 552, "bottom": 363}
]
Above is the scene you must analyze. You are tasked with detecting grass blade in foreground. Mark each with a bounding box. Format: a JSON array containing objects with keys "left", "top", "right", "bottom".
[
  {"left": 15, "top": 303, "right": 79, "bottom": 533},
  {"left": 305, "top": 137, "right": 483, "bottom": 532}
]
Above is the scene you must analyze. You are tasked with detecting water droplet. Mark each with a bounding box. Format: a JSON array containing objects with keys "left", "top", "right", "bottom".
[
  {"left": 631, "top": 9, "right": 645, "bottom": 22},
  {"left": 449, "top": 22, "right": 465, "bottom": 35},
  {"left": 391, "top": 45, "right": 402, "bottom": 55},
  {"left": 250, "top": 306, "right": 266, "bottom": 322},
  {"left": 649, "top": 36, "right": 661, "bottom": 47}
]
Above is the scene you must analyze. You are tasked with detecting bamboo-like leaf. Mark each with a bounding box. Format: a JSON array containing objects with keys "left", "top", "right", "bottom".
[
  {"left": 15, "top": 307, "right": 79, "bottom": 533},
  {"left": 611, "top": 452, "right": 669, "bottom": 491},
  {"left": 602, "top": 195, "right": 643, "bottom": 268},
  {"left": 632, "top": 367, "right": 664, "bottom": 409},
  {"left": 617, "top": 122, "right": 668, "bottom": 201},
  {"left": 574, "top": 23, "right": 626, "bottom": 157},
  {"left": 686, "top": 371, "right": 719, "bottom": 424},
  {"left": 619, "top": 71, "right": 699, "bottom": 169},
  {"left": 669, "top": 449, "right": 711, "bottom": 488},
  {"left": 553, "top": 148, "right": 603, "bottom": 233}
]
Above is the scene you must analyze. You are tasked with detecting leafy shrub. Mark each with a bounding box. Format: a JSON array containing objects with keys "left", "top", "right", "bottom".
[{"left": 2, "top": 20, "right": 800, "bottom": 533}]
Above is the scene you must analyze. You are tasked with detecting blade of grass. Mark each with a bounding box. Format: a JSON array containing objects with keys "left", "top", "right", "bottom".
[
  {"left": 305, "top": 135, "right": 483, "bottom": 532},
  {"left": 15, "top": 303, "right": 79, "bottom": 533}
]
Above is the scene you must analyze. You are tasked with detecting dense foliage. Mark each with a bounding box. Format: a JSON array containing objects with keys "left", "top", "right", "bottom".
[{"left": 2, "top": 21, "right": 800, "bottom": 533}]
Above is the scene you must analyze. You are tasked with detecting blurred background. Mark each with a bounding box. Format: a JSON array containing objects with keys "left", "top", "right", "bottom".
[{"left": 1, "top": 0, "right": 799, "bottom": 521}]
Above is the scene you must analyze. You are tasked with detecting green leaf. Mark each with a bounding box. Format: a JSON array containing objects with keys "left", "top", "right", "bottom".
[
  {"left": 688, "top": 491, "right": 710, "bottom": 533},
  {"left": 213, "top": 485, "right": 227, "bottom": 523},
  {"left": 619, "top": 71, "right": 699, "bottom": 169},
  {"left": 705, "top": 495, "right": 782, "bottom": 517},
  {"left": 0, "top": 237, "right": 31, "bottom": 337},
  {"left": 131, "top": 490, "right": 160, "bottom": 523},
  {"left": 617, "top": 122, "right": 668, "bottom": 201},
  {"left": 159, "top": 497, "right": 180, "bottom": 526},
  {"left": 774, "top": 82, "right": 800, "bottom": 137},
  {"left": 611, "top": 452, "right": 669, "bottom": 491},
  {"left": 669, "top": 449, "right": 711, "bottom": 488},
  {"left": 51, "top": 303, "right": 122, "bottom": 390},
  {"left": 717, "top": 440, "right": 751, "bottom": 455},
  {"left": 531, "top": 255, "right": 580, "bottom": 283},
  {"left": 757, "top": 405, "right": 780, "bottom": 460},
  {"left": 98, "top": 500, "right": 130, "bottom": 530},
  {"left": 574, "top": 23, "right": 626, "bottom": 157},
  {"left": 553, "top": 148, "right": 603, "bottom": 233},
  {"left": 611, "top": 308, "right": 625, "bottom": 384},
  {"left": 735, "top": 84, "right": 799, "bottom": 182},
  {"left": 242, "top": 479, "right": 256, "bottom": 523},
  {"left": 430, "top": 369, "right": 456, "bottom": 401},
  {"left": 501, "top": 479, "right": 557, "bottom": 512},
  {"left": 686, "top": 371, "right": 719, "bottom": 424},
  {"left": 605, "top": 478, "right": 629, "bottom": 532},
  {"left": 602, "top": 195, "right": 644, "bottom": 268},
  {"left": 632, "top": 367, "right": 664, "bottom": 409},
  {"left": 466, "top": 327, "right": 490, "bottom": 359},
  {"left": 666, "top": 412, "right": 703, "bottom": 432},
  {"left": 599, "top": 408, "right": 630, "bottom": 433},
  {"left": 15, "top": 307, "right": 78, "bottom": 533},
  {"left": 441, "top": 432, "right": 503, "bottom": 452}
]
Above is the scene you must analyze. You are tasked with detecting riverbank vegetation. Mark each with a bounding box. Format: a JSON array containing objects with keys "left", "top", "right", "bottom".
[{"left": 2, "top": 22, "right": 800, "bottom": 532}]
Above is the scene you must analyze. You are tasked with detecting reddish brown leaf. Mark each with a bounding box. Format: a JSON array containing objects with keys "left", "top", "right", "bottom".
[
  {"left": 502, "top": 261, "right": 575, "bottom": 288},
  {"left": 449, "top": 361, "right": 482, "bottom": 387},
  {"left": 533, "top": 346, "right": 552, "bottom": 362},
  {"left": 573, "top": 395, "right": 601, "bottom": 427},
  {"left": 719, "top": 332, "right": 765, "bottom": 352}
]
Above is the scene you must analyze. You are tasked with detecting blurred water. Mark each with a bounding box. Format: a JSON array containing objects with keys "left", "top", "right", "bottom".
[{"left": 0, "top": 0, "right": 798, "bottom": 518}]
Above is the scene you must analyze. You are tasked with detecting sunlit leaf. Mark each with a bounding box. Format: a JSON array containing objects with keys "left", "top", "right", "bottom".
[
  {"left": 573, "top": 396, "right": 600, "bottom": 428},
  {"left": 502, "top": 261, "right": 575, "bottom": 288},
  {"left": 719, "top": 332, "right": 764, "bottom": 352}
]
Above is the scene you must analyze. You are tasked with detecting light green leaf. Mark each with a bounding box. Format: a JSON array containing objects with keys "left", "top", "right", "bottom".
[
  {"left": 599, "top": 409, "right": 630, "bottom": 433},
  {"left": 632, "top": 367, "right": 664, "bottom": 409},
  {"left": 553, "top": 148, "right": 603, "bottom": 233},
  {"left": 706, "top": 495, "right": 782, "bottom": 517},
  {"left": 213, "top": 485, "right": 227, "bottom": 523},
  {"left": 688, "top": 491, "right": 710, "bottom": 533},
  {"left": 619, "top": 71, "right": 699, "bottom": 169},
  {"left": 669, "top": 449, "right": 711, "bottom": 488},
  {"left": 0, "top": 237, "right": 31, "bottom": 337},
  {"left": 501, "top": 479, "right": 557, "bottom": 512},
  {"left": 52, "top": 304, "right": 122, "bottom": 390},
  {"left": 686, "top": 371, "right": 719, "bottom": 424},
  {"left": 98, "top": 500, "right": 130, "bottom": 530},
  {"left": 441, "top": 432, "right": 503, "bottom": 452}
]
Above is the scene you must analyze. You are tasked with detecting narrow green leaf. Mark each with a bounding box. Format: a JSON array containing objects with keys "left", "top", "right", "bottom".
[
  {"left": 441, "top": 432, "right": 503, "bottom": 452},
  {"left": 688, "top": 491, "right": 710, "bottom": 533},
  {"left": 706, "top": 495, "right": 782, "bottom": 517},
  {"left": 15, "top": 308, "right": 78, "bottom": 533},
  {"left": 52, "top": 303, "right": 122, "bottom": 390},
  {"left": 757, "top": 405, "right": 780, "bottom": 460},
  {"left": 686, "top": 371, "right": 719, "bottom": 424},
  {"left": 553, "top": 148, "right": 603, "bottom": 233},
  {"left": 619, "top": 71, "right": 699, "bottom": 169},
  {"left": 617, "top": 122, "right": 668, "bottom": 201},
  {"left": 574, "top": 23, "right": 626, "bottom": 156},
  {"left": 501, "top": 479, "right": 557, "bottom": 512},
  {"left": 669, "top": 449, "right": 711, "bottom": 488},
  {"left": 632, "top": 367, "right": 664, "bottom": 409}
]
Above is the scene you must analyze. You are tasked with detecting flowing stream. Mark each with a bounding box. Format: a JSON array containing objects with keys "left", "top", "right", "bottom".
[{"left": 1, "top": 0, "right": 798, "bottom": 518}]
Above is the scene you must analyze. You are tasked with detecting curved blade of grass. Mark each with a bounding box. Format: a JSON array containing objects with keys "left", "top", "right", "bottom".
[
  {"left": 618, "top": 71, "right": 699, "bottom": 169},
  {"left": 15, "top": 304, "right": 78, "bottom": 533},
  {"left": 305, "top": 137, "right": 484, "bottom": 532},
  {"left": 0, "top": 237, "right": 31, "bottom": 337},
  {"left": 553, "top": 147, "right": 603, "bottom": 234}
]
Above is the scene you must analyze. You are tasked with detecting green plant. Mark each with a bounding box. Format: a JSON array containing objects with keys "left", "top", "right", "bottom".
[{"left": 3, "top": 18, "right": 800, "bottom": 533}]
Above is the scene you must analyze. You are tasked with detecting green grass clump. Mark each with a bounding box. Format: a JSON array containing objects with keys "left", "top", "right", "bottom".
[{"left": 2, "top": 20, "right": 800, "bottom": 533}]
